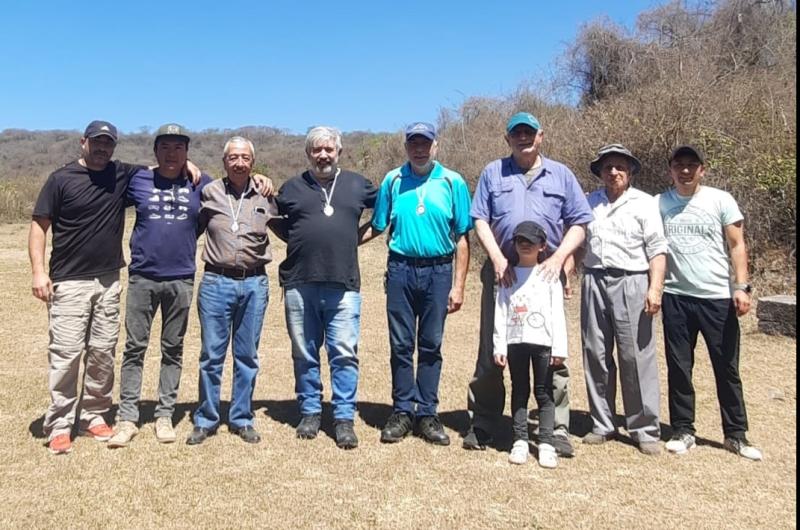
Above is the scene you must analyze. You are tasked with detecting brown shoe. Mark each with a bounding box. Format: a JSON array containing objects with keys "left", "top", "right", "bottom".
[
  {"left": 639, "top": 441, "right": 661, "bottom": 455},
  {"left": 582, "top": 432, "right": 613, "bottom": 445}
]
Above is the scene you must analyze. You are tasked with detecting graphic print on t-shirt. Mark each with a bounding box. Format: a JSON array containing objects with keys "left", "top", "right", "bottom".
[
  {"left": 663, "top": 204, "right": 716, "bottom": 255},
  {"left": 147, "top": 184, "right": 192, "bottom": 222}
]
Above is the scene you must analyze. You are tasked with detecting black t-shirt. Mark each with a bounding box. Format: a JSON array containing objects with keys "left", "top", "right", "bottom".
[
  {"left": 276, "top": 170, "right": 377, "bottom": 291},
  {"left": 33, "top": 160, "right": 140, "bottom": 282}
]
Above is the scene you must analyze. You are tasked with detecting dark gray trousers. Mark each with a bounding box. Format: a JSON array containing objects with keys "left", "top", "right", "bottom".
[{"left": 118, "top": 274, "right": 194, "bottom": 423}]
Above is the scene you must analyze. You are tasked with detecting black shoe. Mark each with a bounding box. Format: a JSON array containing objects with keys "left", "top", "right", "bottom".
[
  {"left": 462, "top": 426, "right": 493, "bottom": 450},
  {"left": 296, "top": 414, "right": 322, "bottom": 439},
  {"left": 380, "top": 412, "right": 413, "bottom": 443},
  {"left": 416, "top": 416, "right": 450, "bottom": 446},
  {"left": 552, "top": 431, "right": 575, "bottom": 457},
  {"left": 186, "top": 426, "right": 213, "bottom": 446},
  {"left": 334, "top": 420, "right": 358, "bottom": 450},
  {"left": 231, "top": 425, "right": 261, "bottom": 444}
]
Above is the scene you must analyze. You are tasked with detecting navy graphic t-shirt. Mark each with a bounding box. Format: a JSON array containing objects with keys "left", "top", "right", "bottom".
[{"left": 127, "top": 169, "right": 213, "bottom": 279}]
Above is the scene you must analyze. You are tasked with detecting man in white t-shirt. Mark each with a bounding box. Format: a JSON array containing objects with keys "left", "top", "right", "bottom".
[{"left": 657, "top": 145, "right": 762, "bottom": 461}]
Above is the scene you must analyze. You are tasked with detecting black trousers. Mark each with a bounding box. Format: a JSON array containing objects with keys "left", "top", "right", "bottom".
[
  {"left": 662, "top": 293, "right": 749, "bottom": 438},
  {"left": 508, "top": 344, "right": 555, "bottom": 444}
]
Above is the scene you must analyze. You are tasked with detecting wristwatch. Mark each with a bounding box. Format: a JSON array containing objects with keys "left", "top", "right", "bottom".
[{"left": 733, "top": 283, "right": 753, "bottom": 294}]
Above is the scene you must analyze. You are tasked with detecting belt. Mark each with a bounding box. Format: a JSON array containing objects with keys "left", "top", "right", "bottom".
[
  {"left": 588, "top": 267, "right": 647, "bottom": 278},
  {"left": 388, "top": 251, "right": 453, "bottom": 267},
  {"left": 205, "top": 264, "right": 266, "bottom": 279}
]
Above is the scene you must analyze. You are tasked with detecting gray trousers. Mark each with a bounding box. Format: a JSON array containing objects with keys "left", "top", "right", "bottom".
[
  {"left": 467, "top": 260, "right": 570, "bottom": 434},
  {"left": 581, "top": 270, "right": 660, "bottom": 442},
  {"left": 118, "top": 274, "right": 194, "bottom": 423}
]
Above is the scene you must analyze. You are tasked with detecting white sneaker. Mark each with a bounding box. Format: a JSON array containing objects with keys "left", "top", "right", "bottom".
[
  {"left": 538, "top": 443, "right": 558, "bottom": 469},
  {"left": 724, "top": 437, "right": 763, "bottom": 461},
  {"left": 508, "top": 440, "right": 529, "bottom": 465},
  {"left": 107, "top": 421, "right": 138, "bottom": 448},
  {"left": 665, "top": 433, "right": 696, "bottom": 454},
  {"left": 155, "top": 417, "right": 177, "bottom": 443}
]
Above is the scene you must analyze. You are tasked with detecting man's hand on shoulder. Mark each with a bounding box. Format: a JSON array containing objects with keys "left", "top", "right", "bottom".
[
  {"left": 185, "top": 160, "right": 202, "bottom": 185},
  {"left": 538, "top": 253, "right": 566, "bottom": 283},
  {"left": 252, "top": 174, "right": 275, "bottom": 197}
]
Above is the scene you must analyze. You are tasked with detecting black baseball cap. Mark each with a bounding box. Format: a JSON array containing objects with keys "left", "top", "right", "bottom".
[
  {"left": 83, "top": 120, "right": 118, "bottom": 142},
  {"left": 669, "top": 145, "right": 705, "bottom": 164},
  {"left": 513, "top": 221, "right": 547, "bottom": 245}
]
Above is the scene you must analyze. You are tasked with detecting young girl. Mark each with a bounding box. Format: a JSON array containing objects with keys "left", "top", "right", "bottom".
[{"left": 493, "top": 221, "right": 568, "bottom": 469}]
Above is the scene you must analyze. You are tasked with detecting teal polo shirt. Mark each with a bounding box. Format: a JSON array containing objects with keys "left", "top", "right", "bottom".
[{"left": 371, "top": 161, "right": 472, "bottom": 258}]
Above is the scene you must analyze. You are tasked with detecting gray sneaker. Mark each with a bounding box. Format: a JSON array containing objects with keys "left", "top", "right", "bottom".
[
  {"left": 154, "top": 417, "right": 176, "bottom": 444},
  {"left": 107, "top": 421, "right": 138, "bottom": 448}
]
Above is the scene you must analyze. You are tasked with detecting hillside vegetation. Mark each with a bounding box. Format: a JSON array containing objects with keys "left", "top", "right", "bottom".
[{"left": 1, "top": 0, "right": 794, "bottom": 290}]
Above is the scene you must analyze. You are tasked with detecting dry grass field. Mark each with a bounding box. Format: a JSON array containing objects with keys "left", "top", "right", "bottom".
[{"left": 0, "top": 219, "right": 795, "bottom": 529}]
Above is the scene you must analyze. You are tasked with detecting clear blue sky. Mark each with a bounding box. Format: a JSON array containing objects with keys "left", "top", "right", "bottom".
[{"left": 0, "top": 1, "right": 658, "bottom": 135}]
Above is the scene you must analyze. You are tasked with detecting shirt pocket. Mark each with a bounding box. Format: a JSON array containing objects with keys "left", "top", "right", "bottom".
[
  {"left": 539, "top": 185, "right": 566, "bottom": 222},
  {"left": 247, "top": 205, "right": 271, "bottom": 240},
  {"left": 489, "top": 178, "right": 514, "bottom": 217}
]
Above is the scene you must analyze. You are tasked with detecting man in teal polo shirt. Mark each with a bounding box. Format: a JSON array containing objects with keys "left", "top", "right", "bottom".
[{"left": 368, "top": 122, "right": 472, "bottom": 445}]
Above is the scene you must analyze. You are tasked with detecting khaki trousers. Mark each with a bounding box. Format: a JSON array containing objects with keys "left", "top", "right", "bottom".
[{"left": 44, "top": 272, "right": 121, "bottom": 440}]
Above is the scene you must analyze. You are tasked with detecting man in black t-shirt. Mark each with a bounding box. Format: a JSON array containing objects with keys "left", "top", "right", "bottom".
[
  {"left": 29, "top": 120, "right": 135, "bottom": 454},
  {"left": 271, "top": 126, "right": 377, "bottom": 450}
]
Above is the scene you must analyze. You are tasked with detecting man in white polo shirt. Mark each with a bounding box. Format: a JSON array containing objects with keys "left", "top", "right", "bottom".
[{"left": 578, "top": 144, "right": 667, "bottom": 456}]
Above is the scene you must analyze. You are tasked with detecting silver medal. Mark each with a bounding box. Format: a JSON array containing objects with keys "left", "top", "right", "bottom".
[
  {"left": 416, "top": 204, "right": 426, "bottom": 215},
  {"left": 231, "top": 222, "right": 239, "bottom": 232},
  {"left": 323, "top": 204, "right": 334, "bottom": 217}
]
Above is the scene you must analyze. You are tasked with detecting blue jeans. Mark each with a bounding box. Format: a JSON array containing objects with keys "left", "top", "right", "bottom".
[
  {"left": 194, "top": 272, "right": 269, "bottom": 430},
  {"left": 284, "top": 283, "right": 361, "bottom": 421},
  {"left": 385, "top": 259, "right": 452, "bottom": 417}
]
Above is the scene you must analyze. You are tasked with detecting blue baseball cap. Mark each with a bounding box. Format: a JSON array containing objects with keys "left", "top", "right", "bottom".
[
  {"left": 506, "top": 112, "right": 541, "bottom": 133},
  {"left": 404, "top": 122, "right": 436, "bottom": 141}
]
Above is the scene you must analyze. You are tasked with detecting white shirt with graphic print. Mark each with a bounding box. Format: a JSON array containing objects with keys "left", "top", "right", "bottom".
[
  {"left": 493, "top": 265, "right": 568, "bottom": 359},
  {"left": 657, "top": 186, "right": 743, "bottom": 299}
]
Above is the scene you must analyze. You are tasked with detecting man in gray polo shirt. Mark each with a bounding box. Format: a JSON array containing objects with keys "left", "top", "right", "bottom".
[{"left": 186, "top": 136, "right": 277, "bottom": 446}]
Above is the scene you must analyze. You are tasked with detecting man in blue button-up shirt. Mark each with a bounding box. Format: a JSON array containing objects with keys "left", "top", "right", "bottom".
[{"left": 463, "top": 112, "right": 593, "bottom": 456}]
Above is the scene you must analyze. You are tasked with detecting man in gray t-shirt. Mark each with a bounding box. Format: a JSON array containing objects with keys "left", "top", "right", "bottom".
[{"left": 657, "top": 145, "right": 762, "bottom": 461}]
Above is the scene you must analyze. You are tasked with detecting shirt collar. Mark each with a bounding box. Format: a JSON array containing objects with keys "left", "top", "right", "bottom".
[
  {"left": 224, "top": 177, "right": 255, "bottom": 197},
  {"left": 505, "top": 155, "right": 549, "bottom": 180}
]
